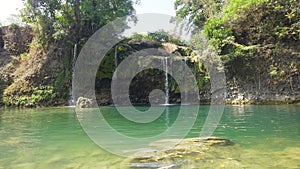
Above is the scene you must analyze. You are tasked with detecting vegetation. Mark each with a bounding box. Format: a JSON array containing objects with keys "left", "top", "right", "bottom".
[
  {"left": 97, "top": 31, "right": 185, "bottom": 80},
  {"left": 175, "top": 0, "right": 299, "bottom": 47},
  {"left": 21, "top": 0, "right": 137, "bottom": 45},
  {"left": 0, "top": 0, "right": 299, "bottom": 107},
  {"left": 175, "top": 0, "right": 224, "bottom": 28},
  {"left": 175, "top": 0, "right": 299, "bottom": 104},
  {"left": 129, "top": 30, "right": 183, "bottom": 45},
  {"left": 0, "top": 0, "right": 137, "bottom": 107},
  {"left": 203, "top": 0, "right": 300, "bottom": 78},
  {"left": 3, "top": 85, "right": 56, "bottom": 107}
]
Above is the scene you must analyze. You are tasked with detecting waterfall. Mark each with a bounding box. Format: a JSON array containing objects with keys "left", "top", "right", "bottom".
[
  {"left": 164, "top": 57, "right": 169, "bottom": 105},
  {"left": 114, "top": 45, "right": 118, "bottom": 79},
  {"left": 184, "top": 57, "right": 187, "bottom": 103},
  {"left": 69, "top": 44, "right": 77, "bottom": 106}
]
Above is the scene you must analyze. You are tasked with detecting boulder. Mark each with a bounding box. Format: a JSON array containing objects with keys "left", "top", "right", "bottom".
[{"left": 76, "top": 97, "right": 93, "bottom": 108}]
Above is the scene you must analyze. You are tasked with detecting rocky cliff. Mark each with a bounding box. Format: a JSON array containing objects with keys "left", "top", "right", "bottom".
[
  {"left": 0, "top": 25, "right": 71, "bottom": 107},
  {"left": 0, "top": 25, "right": 299, "bottom": 107},
  {"left": 225, "top": 42, "right": 300, "bottom": 104}
]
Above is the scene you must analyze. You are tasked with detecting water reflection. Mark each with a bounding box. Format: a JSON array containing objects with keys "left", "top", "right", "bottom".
[
  {"left": 232, "top": 105, "right": 245, "bottom": 115},
  {"left": 165, "top": 106, "right": 170, "bottom": 128},
  {"left": 0, "top": 106, "right": 299, "bottom": 168}
]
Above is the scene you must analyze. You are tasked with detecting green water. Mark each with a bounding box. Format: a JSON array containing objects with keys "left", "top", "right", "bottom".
[{"left": 0, "top": 105, "right": 299, "bottom": 168}]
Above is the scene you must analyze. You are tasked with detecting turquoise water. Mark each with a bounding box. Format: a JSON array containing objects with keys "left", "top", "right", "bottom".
[{"left": 0, "top": 105, "right": 299, "bottom": 168}]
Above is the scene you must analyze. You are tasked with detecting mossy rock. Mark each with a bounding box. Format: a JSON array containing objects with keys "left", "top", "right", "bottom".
[{"left": 125, "top": 137, "right": 238, "bottom": 168}]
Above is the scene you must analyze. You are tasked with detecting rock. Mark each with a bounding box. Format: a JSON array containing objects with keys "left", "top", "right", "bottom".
[
  {"left": 130, "top": 160, "right": 187, "bottom": 168},
  {"left": 76, "top": 97, "right": 93, "bottom": 108},
  {"left": 0, "top": 27, "right": 3, "bottom": 48},
  {"left": 126, "top": 137, "right": 237, "bottom": 168},
  {"left": 162, "top": 43, "right": 178, "bottom": 53},
  {"left": 129, "top": 39, "right": 161, "bottom": 50}
]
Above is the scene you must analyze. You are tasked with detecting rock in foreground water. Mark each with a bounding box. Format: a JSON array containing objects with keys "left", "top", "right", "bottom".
[{"left": 126, "top": 137, "right": 242, "bottom": 168}]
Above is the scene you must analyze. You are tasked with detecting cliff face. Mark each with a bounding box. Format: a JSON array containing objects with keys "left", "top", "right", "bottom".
[
  {"left": 0, "top": 24, "right": 298, "bottom": 107},
  {"left": 0, "top": 25, "right": 33, "bottom": 55},
  {"left": 0, "top": 25, "right": 71, "bottom": 107},
  {"left": 222, "top": 1, "right": 300, "bottom": 104},
  {"left": 94, "top": 40, "right": 198, "bottom": 106},
  {"left": 94, "top": 39, "right": 299, "bottom": 106},
  {"left": 0, "top": 25, "right": 33, "bottom": 106},
  {"left": 225, "top": 42, "right": 300, "bottom": 104}
]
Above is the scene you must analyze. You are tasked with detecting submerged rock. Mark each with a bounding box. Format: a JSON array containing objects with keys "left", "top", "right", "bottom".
[
  {"left": 125, "top": 137, "right": 239, "bottom": 168},
  {"left": 130, "top": 160, "right": 187, "bottom": 168}
]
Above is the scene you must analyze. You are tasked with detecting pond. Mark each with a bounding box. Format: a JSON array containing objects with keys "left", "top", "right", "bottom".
[{"left": 0, "top": 105, "right": 299, "bottom": 168}]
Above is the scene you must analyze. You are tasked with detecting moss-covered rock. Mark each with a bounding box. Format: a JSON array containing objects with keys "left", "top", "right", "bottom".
[{"left": 125, "top": 137, "right": 240, "bottom": 168}]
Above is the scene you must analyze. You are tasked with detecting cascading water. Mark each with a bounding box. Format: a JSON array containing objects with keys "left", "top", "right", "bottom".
[
  {"left": 164, "top": 57, "right": 169, "bottom": 105},
  {"left": 68, "top": 44, "right": 77, "bottom": 106},
  {"left": 114, "top": 45, "right": 118, "bottom": 79},
  {"left": 165, "top": 106, "right": 170, "bottom": 128},
  {"left": 163, "top": 57, "right": 170, "bottom": 128},
  {"left": 184, "top": 57, "right": 187, "bottom": 103}
]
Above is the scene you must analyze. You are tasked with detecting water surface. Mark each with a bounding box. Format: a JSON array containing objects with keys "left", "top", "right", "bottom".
[{"left": 0, "top": 105, "right": 299, "bottom": 168}]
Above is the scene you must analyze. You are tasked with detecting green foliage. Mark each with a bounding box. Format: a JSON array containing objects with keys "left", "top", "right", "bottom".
[
  {"left": 130, "top": 30, "right": 183, "bottom": 45},
  {"left": 175, "top": 0, "right": 224, "bottom": 28},
  {"left": 269, "top": 66, "right": 278, "bottom": 77},
  {"left": 180, "top": 0, "right": 300, "bottom": 47},
  {"left": 21, "top": 0, "right": 136, "bottom": 45},
  {"left": 3, "top": 85, "right": 56, "bottom": 107},
  {"left": 130, "top": 33, "right": 150, "bottom": 41},
  {"left": 20, "top": 53, "right": 30, "bottom": 60},
  {"left": 223, "top": 0, "right": 269, "bottom": 20},
  {"left": 204, "top": 18, "right": 233, "bottom": 49},
  {"left": 31, "top": 86, "right": 56, "bottom": 106},
  {"left": 96, "top": 49, "right": 114, "bottom": 80},
  {"left": 148, "top": 30, "right": 170, "bottom": 42},
  {"left": 229, "top": 0, "right": 300, "bottom": 44},
  {"left": 53, "top": 56, "right": 70, "bottom": 97},
  {"left": 21, "top": 0, "right": 62, "bottom": 43},
  {"left": 149, "top": 30, "right": 183, "bottom": 45},
  {"left": 202, "top": 0, "right": 269, "bottom": 49},
  {"left": 6, "top": 0, "right": 137, "bottom": 107},
  {"left": 183, "top": 0, "right": 300, "bottom": 68}
]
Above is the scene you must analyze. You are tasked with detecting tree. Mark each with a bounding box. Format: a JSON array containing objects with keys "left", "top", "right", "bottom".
[
  {"left": 21, "top": 0, "right": 137, "bottom": 45},
  {"left": 21, "top": 0, "right": 61, "bottom": 42},
  {"left": 174, "top": 0, "right": 224, "bottom": 28}
]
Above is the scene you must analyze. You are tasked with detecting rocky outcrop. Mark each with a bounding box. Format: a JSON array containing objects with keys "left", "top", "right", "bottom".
[
  {"left": 94, "top": 40, "right": 202, "bottom": 106},
  {"left": 93, "top": 39, "right": 299, "bottom": 106}
]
